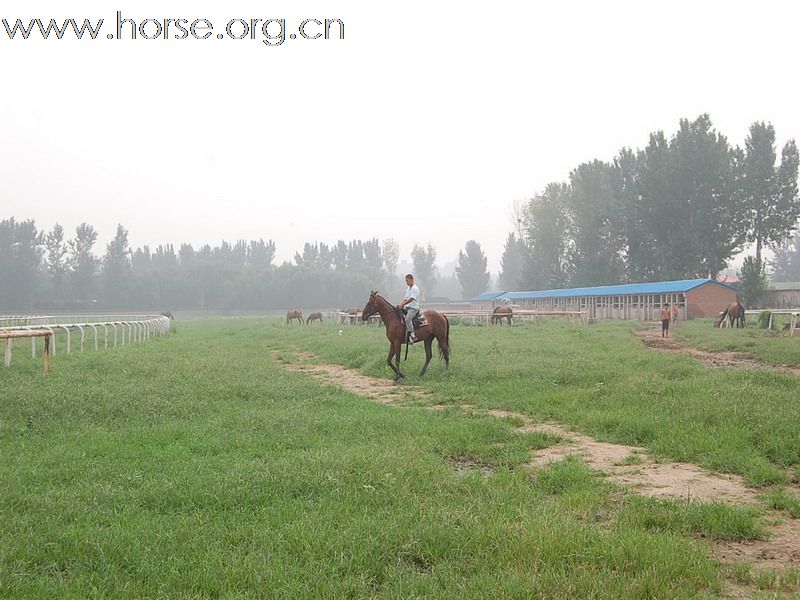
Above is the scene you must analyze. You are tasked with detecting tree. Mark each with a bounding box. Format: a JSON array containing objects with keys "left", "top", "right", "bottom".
[
  {"left": 44, "top": 223, "right": 68, "bottom": 291},
  {"left": 520, "top": 183, "right": 571, "bottom": 290},
  {"left": 0, "top": 218, "right": 42, "bottom": 308},
  {"left": 382, "top": 239, "right": 399, "bottom": 277},
  {"left": 456, "top": 240, "right": 490, "bottom": 299},
  {"left": 770, "top": 231, "right": 800, "bottom": 282},
  {"left": 738, "top": 256, "right": 769, "bottom": 308},
  {"left": 411, "top": 244, "right": 437, "bottom": 297},
  {"left": 499, "top": 232, "right": 525, "bottom": 290},
  {"left": 740, "top": 122, "right": 800, "bottom": 263},
  {"left": 567, "top": 160, "right": 626, "bottom": 286},
  {"left": 363, "top": 238, "right": 383, "bottom": 281},
  {"left": 68, "top": 222, "right": 99, "bottom": 302},
  {"left": 102, "top": 224, "right": 132, "bottom": 307}
]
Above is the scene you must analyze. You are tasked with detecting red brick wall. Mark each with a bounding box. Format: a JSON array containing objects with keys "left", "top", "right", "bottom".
[{"left": 685, "top": 284, "right": 737, "bottom": 318}]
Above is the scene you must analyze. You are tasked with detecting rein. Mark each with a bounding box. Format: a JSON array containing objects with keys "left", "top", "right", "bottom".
[{"left": 372, "top": 294, "right": 405, "bottom": 323}]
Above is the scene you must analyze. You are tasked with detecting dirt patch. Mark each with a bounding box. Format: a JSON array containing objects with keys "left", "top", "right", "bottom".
[
  {"left": 484, "top": 409, "right": 757, "bottom": 505},
  {"left": 716, "top": 516, "right": 800, "bottom": 575},
  {"left": 271, "top": 350, "right": 425, "bottom": 404},
  {"left": 635, "top": 324, "right": 800, "bottom": 375},
  {"left": 272, "top": 349, "right": 800, "bottom": 576}
]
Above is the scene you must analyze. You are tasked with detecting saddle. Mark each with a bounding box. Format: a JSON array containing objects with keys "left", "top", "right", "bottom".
[{"left": 396, "top": 308, "right": 426, "bottom": 339}]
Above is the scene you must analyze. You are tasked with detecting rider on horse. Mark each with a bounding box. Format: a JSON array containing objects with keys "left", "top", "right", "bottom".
[{"left": 396, "top": 274, "right": 420, "bottom": 343}]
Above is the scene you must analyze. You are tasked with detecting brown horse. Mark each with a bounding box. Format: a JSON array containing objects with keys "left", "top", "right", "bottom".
[
  {"left": 361, "top": 291, "right": 450, "bottom": 380},
  {"left": 306, "top": 312, "right": 323, "bottom": 324},
  {"left": 286, "top": 309, "right": 304, "bottom": 325},
  {"left": 716, "top": 302, "right": 746, "bottom": 328},
  {"left": 491, "top": 306, "right": 513, "bottom": 325}
]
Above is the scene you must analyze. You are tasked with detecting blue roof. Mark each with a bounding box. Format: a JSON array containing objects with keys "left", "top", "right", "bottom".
[
  {"left": 469, "top": 291, "right": 507, "bottom": 302},
  {"left": 499, "top": 279, "right": 731, "bottom": 301}
]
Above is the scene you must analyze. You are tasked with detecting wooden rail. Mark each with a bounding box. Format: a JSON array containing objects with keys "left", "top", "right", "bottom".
[{"left": 1, "top": 330, "right": 52, "bottom": 372}]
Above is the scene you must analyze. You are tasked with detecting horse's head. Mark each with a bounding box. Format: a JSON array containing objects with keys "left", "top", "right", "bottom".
[{"left": 362, "top": 291, "right": 379, "bottom": 321}]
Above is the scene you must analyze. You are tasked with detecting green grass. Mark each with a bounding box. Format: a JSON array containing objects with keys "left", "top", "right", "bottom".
[
  {"left": 676, "top": 319, "right": 800, "bottom": 367},
  {"left": 1, "top": 317, "right": 799, "bottom": 597},
  {"left": 277, "top": 318, "right": 800, "bottom": 487}
]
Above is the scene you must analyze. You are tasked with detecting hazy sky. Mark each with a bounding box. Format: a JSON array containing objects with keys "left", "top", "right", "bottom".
[{"left": 3, "top": 0, "right": 799, "bottom": 274}]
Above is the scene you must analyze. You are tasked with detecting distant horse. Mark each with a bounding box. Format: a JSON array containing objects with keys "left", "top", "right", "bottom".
[
  {"left": 306, "top": 312, "right": 323, "bottom": 324},
  {"left": 362, "top": 291, "right": 450, "bottom": 380},
  {"left": 286, "top": 309, "right": 304, "bottom": 325},
  {"left": 491, "top": 306, "right": 513, "bottom": 325},
  {"left": 340, "top": 307, "right": 361, "bottom": 325},
  {"left": 160, "top": 311, "right": 174, "bottom": 320},
  {"left": 716, "top": 302, "right": 746, "bottom": 328}
]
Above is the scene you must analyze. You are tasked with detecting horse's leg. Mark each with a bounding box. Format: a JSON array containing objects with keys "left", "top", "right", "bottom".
[
  {"left": 386, "top": 344, "right": 400, "bottom": 379},
  {"left": 394, "top": 341, "right": 404, "bottom": 379},
  {"left": 420, "top": 338, "right": 433, "bottom": 376}
]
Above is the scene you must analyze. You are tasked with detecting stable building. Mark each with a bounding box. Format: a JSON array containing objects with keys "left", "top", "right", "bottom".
[
  {"left": 762, "top": 282, "right": 800, "bottom": 309},
  {"left": 471, "top": 279, "right": 737, "bottom": 321}
]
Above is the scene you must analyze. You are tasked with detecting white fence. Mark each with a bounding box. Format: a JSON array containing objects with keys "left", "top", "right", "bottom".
[
  {"left": 1, "top": 314, "right": 172, "bottom": 371},
  {"left": 718, "top": 309, "right": 800, "bottom": 335}
]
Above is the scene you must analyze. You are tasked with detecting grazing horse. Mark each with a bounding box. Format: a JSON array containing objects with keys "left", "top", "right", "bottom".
[
  {"left": 362, "top": 291, "right": 450, "bottom": 380},
  {"left": 717, "top": 302, "right": 747, "bottom": 328},
  {"left": 286, "top": 309, "right": 304, "bottom": 325},
  {"left": 306, "top": 312, "right": 323, "bottom": 324},
  {"left": 491, "top": 306, "right": 513, "bottom": 325}
]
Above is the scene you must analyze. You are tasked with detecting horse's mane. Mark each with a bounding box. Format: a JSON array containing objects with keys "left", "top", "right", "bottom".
[{"left": 372, "top": 292, "right": 404, "bottom": 323}]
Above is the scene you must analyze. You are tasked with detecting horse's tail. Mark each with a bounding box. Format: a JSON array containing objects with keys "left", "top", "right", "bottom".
[
  {"left": 717, "top": 307, "right": 729, "bottom": 327},
  {"left": 438, "top": 314, "right": 450, "bottom": 365}
]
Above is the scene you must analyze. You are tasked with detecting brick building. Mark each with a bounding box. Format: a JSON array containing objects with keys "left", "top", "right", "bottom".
[{"left": 470, "top": 279, "right": 737, "bottom": 321}]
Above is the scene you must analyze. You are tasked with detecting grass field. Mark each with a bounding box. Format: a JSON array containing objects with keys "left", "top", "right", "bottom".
[
  {"left": 676, "top": 319, "right": 800, "bottom": 368},
  {"left": 2, "top": 318, "right": 799, "bottom": 597}
]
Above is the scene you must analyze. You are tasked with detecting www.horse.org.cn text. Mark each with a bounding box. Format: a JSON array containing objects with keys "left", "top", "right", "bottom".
[{"left": 1, "top": 12, "right": 346, "bottom": 46}]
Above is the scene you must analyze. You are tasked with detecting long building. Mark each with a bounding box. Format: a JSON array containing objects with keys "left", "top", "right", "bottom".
[{"left": 471, "top": 279, "right": 737, "bottom": 321}]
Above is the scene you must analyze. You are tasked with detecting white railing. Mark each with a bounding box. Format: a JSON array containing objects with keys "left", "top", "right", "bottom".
[{"left": 1, "top": 314, "right": 171, "bottom": 371}]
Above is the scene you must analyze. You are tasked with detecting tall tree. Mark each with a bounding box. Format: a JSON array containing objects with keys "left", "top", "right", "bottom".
[
  {"left": 411, "top": 244, "right": 438, "bottom": 297},
  {"left": 520, "top": 183, "right": 570, "bottom": 290},
  {"left": 740, "top": 122, "right": 800, "bottom": 263},
  {"left": 0, "top": 218, "right": 42, "bottom": 308},
  {"left": 738, "top": 256, "right": 769, "bottom": 308},
  {"left": 44, "top": 223, "right": 68, "bottom": 290},
  {"left": 499, "top": 232, "right": 525, "bottom": 290},
  {"left": 363, "top": 238, "right": 383, "bottom": 281},
  {"left": 456, "top": 240, "right": 490, "bottom": 299},
  {"left": 247, "top": 239, "right": 276, "bottom": 267},
  {"left": 102, "top": 224, "right": 132, "bottom": 307},
  {"left": 382, "top": 239, "right": 399, "bottom": 277},
  {"left": 770, "top": 230, "right": 800, "bottom": 282},
  {"left": 68, "top": 222, "right": 99, "bottom": 302},
  {"left": 567, "top": 160, "right": 625, "bottom": 286}
]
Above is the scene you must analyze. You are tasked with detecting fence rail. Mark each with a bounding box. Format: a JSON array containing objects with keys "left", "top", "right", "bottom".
[
  {"left": 331, "top": 310, "right": 587, "bottom": 326},
  {"left": 0, "top": 315, "right": 171, "bottom": 371},
  {"left": 718, "top": 309, "right": 800, "bottom": 335}
]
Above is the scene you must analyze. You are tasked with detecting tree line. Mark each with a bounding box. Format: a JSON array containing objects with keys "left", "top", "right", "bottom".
[
  {"left": 0, "top": 220, "right": 494, "bottom": 310},
  {"left": 499, "top": 115, "right": 800, "bottom": 292}
]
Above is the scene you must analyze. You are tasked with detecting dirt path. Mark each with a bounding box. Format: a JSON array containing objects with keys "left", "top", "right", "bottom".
[
  {"left": 272, "top": 349, "right": 800, "bottom": 578},
  {"left": 270, "top": 350, "right": 426, "bottom": 404},
  {"left": 636, "top": 324, "right": 800, "bottom": 375}
]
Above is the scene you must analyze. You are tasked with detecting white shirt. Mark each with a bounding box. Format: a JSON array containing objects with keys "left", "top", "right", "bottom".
[{"left": 404, "top": 284, "right": 420, "bottom": 310}]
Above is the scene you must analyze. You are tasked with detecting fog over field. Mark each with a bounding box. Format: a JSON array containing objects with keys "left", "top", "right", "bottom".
[{"left": 2, "top": 0, "right": 800, "bottom": 309}]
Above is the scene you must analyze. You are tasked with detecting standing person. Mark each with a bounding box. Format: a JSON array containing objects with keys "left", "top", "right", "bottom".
[
  {"left": 672, "top": 302, "right": 680, "bottom": 324},
  {"left": 660, "top": 303, "right": 671, "bottom": 338},
  {"left": 397, "top": 273, "right": 420, "bottom": 343}
]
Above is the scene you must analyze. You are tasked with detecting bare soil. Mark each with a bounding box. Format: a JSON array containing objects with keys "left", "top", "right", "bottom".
[
  {"left": 272, "top": 348, "right": 800, "bottom": 577},
  {"left": 635, "top": 324, "right": 800, "bottom": 375},
  {"left": 271, "top": 350, "right": 425, "bottom": 404}
]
